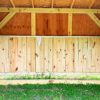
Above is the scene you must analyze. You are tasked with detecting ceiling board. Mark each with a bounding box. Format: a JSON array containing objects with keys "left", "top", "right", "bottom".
[
  {"left": 73, "top": 0, "right": 92, "bottom": 8},
  {"left": 13, "top": 0, "right": 32, "bottom": 7},
  {"left": 54, "top": 0, "right": 71, "bottom": 8},
  {"left": 92, "top": 0, "right": 100, "bottom": 8},
  {"left": 0, "top": 0, "right": 100, "bottom": 8},
  {"left": 0, "top": 0, "right": 11, "bottom": 7}
]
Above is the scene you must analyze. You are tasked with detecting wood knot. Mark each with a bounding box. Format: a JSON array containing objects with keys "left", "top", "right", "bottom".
[
  {"left": 15, "top": 67, "right": 18, "bottom": 72},
  {"left": 10, "top": 38, "right": 13, "bottom": 41},
  {"left": 35, "top": 53, "right": 38, "bottom": 57}
]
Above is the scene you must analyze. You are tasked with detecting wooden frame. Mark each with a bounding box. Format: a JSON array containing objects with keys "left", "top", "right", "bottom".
[
  {"left": 88, "top": 13, "right": 100, "bottom": 28},
  {"left": 0, "top": 8, "right": 100, "bottom": 13},
  {"left": 0, "top": 12, "right": 16, "bottom": 29},
  {"left": 0, "top": 7, "right": 100, "bottom": 35},
  {"left": 68, "top": 13, "right": 72, "bottom": 36},
  {"left": 0, "top": 80, "right": 100, "bottom": 85},
  {"left": 31, "top": 13, "right": 36, "bottom": 36}
]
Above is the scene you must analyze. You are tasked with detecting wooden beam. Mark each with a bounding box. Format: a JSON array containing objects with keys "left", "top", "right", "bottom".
[
  {"left": 10, "top": 0, "right": 15, "bottom": 8},
  {"left": 88, "top": 13, "right": 100, "bottom": 28},
  {"left": 31, "top": 13, "right": 36, "bottom": 35},
  {"left": 32, "top": 0, "right": 34, "bottom": 8},
  {"left": 0, "top": 12, "right": 16, "bottom": 29},
  {"left": 0, "top": 8, "right": 100, "bottom": 14},
  {"left": 89, "top": 0, "right": 95, "bottom": 9},
  {"left": 68, "top": 13, "right": 72, "bottom": 36},
  {"left": 51, "top": 0, "right": 54, "bottom": 8},
  {"left": 1, "top": 80, "right": 100, "bottom": 85},
  {"left": 70, "top": 0, "right": 75, "bottom": 8}
]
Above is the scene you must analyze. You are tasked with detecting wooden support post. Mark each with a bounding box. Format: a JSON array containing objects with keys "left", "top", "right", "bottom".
[
  {"left": 68, "top": 13, "right": 72, "bottom": 36},
  {"left": 0, "top": 12, "right": 16, "bottom": 29},
  {"left": 31, "top": 13, "right": 36, "bottom": 36},
  {"left": 10, "top": 0, "right": 15, "bottom": 8},
  {"left": 88, "top": 13, "right": 100, "bottom": 28},
  {"left": 89, "top": 0, "right": 95, "bottom": 9}
]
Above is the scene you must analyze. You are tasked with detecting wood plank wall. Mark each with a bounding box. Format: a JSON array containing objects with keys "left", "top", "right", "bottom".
[
  {"left": 0, "top": 13, "right": 100, "bottom": 36},
  {"left": 0, "top": 37, "right": 100, "bottom": 73}
]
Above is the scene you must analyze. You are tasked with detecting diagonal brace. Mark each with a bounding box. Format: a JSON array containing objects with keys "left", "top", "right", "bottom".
[
  {"left": 88, "top": 13, "right": 100, "bottom": 28},
  {"left": 0, "top": 12, "right": 16, "bottom": 29}
]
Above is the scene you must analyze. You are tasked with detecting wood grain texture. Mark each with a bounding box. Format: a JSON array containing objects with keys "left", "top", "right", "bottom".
[
  {"left": 0, "top": 37, "right": 99, "bottom": 73},
  {"left": 73, "top": 14, "right": 100, "bottom": 36},
  {"left": 92, "top": 0, "right": 100, "bottom": 8},
  {"left": 0, "top": 13, "right": 100, "bottom": 36},
  {"left": 36, "top": 14, "right": 68, "bottom": 36},
  {"left": 0, "top": 13, "right": 31, "bottom": 35},
  {"left": 73, "top": 0, "right": 92, "bottom": 8}
]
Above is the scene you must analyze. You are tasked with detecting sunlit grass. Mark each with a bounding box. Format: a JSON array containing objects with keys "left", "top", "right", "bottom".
[{"left": 0, "top": 84, "right": 100, "bottom": 100}]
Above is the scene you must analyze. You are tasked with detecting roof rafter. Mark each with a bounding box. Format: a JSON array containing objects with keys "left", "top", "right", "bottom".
[
  {"left": 10, "top": 0, "right": 15, "bottom": 8},
  {"left": 89, "top": 0, "right": 95, "bottom": 9},
  {"left": 70, "top": 0, "right": 75, "bottom": 8},
  {"left": 32, "top": 0, "right": 34, "bottom": 8},
  {"left": 88, "top": 13, "right": 100, "bottom": 28},
  {"left": 0, "top": 12, "right": 16, "bottom": 29},
  {"left": 51, "top": 0, "right": 54, "bottom": 8}
]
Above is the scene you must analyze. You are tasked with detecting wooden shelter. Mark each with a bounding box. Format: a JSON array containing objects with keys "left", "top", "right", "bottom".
[{"left": 0, "top": 0, "right": 100, "bottom": 73}]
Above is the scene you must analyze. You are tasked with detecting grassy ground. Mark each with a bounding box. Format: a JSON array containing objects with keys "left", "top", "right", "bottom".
[
  {"left": 0, "top": 84, "right": 100, "bottom": 100},
  {"left": 1, "top": 75, "right": 100, "bottom": 80}
]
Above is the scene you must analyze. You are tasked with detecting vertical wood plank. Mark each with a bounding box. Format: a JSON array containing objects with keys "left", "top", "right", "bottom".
[
  {"left": 82, "top": 38, "right": 88, "bottom": 73},
  {"left": 31, "top": 13, "right": 36, "bottom": 36},
  {"left": 65, "top": 38, "right": 74, "bottom": 72},
  {"left": 31, "top": 37, "right": 36, "bottom": 72},
  {"left": 0, "top": 37, "right": 9, "bottom": 72},
  {"left": 74, "top": 38, "right": 79, "bottom": 72},
  {"left": 78, "top": 38, "right": 84, "bottom": 72},
  {"left": 36, "top": 37, "right": 40, "bottom": 72},
  {"left": 8, "top": 37, "right": 17, "bottom": 72},
  {"left": 48, "top": 38, "right": 52, "bottom": 72},
  {"left": 91, "top": 37, "right": 96, "bottom": 72},
  {"left": 52, "top": 37, "right": 57, "bottom": 72},
  {"left": 26, "top": 37, "right": 36, "bottom": 72},
  {"left": 96, "top": 37, "right": 100, "bottom": 72},
  {"left": 87, "top": 37, "right": 95, "bottom": 72},
  {"left": 44, "top": 38, "right": 49, "bottom": 72},
  {"left": 4, "top": 37, "right": 9, "bottom": 72},
  {"left": 56, "top": 37, "right": 66, "bottom": 72},
  {"left": 40, "top": 38, "right": 44, "bottom": 72},
  {"left": 26, "top": 37, "right": 31, "bottom": 72},
  {"left": 16, "top": 37, "right": 26, "bottom": 72}
]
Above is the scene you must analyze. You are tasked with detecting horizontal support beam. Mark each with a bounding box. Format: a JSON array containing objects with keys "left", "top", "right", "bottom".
[
  {"left": 0, "top": 7, "right": 100, "bottom": 14},
  {"left": 0, "top": 80, "right": 100, "bottom": 85},
  {"left": 88, "top": 13, "right": 100, "bottom": 28}
]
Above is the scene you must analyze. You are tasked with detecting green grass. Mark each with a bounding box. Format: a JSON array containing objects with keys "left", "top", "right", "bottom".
[
  {"left": 0, "top": 84, "right": 100, "bottom": 100},
  {"left": 1, "top": 75, "right": 100, "bottom": 80}
]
